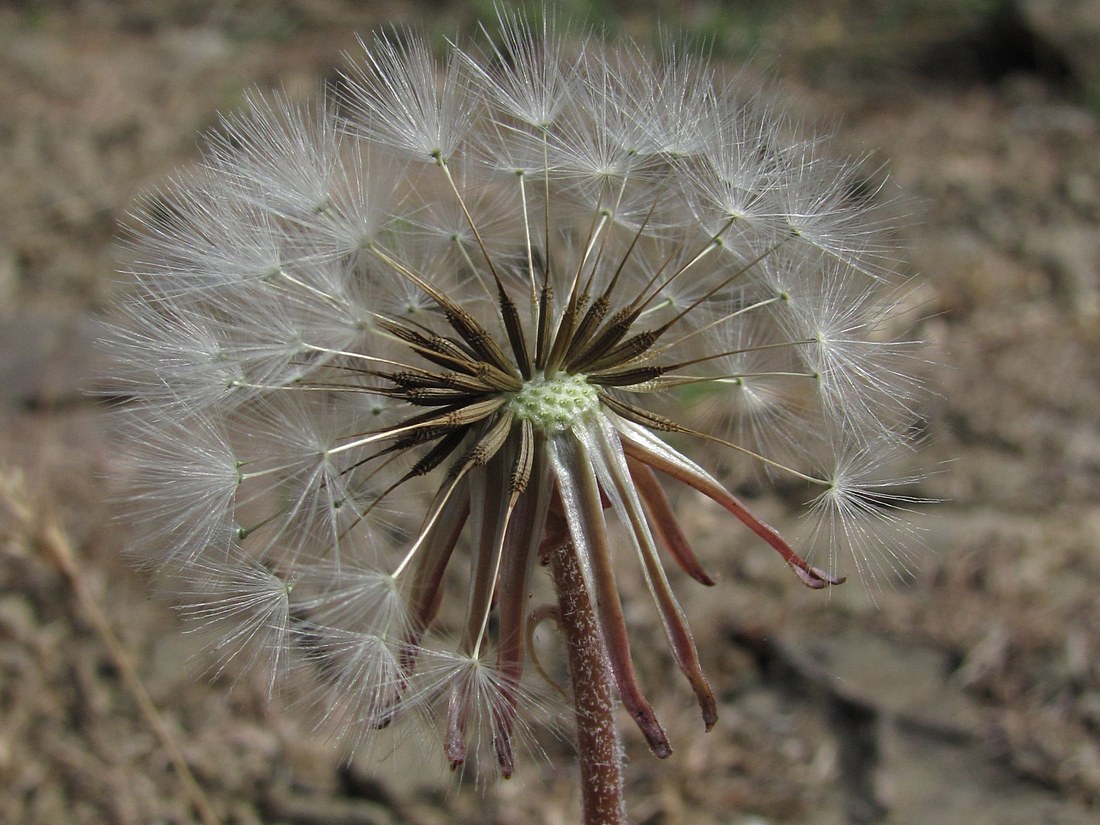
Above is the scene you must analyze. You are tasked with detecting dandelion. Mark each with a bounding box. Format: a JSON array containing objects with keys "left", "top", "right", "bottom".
[{"left": 106, "top": 9, "right": 926, "bottom": 824}]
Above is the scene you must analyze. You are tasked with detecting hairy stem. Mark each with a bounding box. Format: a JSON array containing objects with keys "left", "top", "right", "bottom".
[{"left": 548, "top": 539, "right": 627, "bottom": 825}]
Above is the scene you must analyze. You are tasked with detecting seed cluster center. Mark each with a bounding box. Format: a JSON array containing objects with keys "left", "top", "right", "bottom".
[{"left": 507, "top": 372, "right": 600, "bottom": 432}]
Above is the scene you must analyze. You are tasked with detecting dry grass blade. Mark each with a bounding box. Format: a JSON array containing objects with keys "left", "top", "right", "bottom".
[{"left": 0, "top": 468, "right": 221, "bottom": 825}]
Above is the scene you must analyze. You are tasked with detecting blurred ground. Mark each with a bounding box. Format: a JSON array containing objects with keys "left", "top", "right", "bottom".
[{"left": 1, "top": 2, "right": 1098, "bottom": 824}]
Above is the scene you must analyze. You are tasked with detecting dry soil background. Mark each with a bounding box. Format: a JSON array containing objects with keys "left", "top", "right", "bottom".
[{"left": 1, "top": 2, "right": 1099, "bottom": 824}]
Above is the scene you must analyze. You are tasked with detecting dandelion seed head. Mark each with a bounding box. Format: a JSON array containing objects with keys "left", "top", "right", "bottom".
[{"left": 104, "top": 5, "right": 930, "bottom": 780}]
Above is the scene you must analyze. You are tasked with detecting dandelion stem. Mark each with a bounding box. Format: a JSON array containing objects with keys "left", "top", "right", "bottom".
[{"left": 548, "top": 539, "right": 627, "bottom": 825}]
